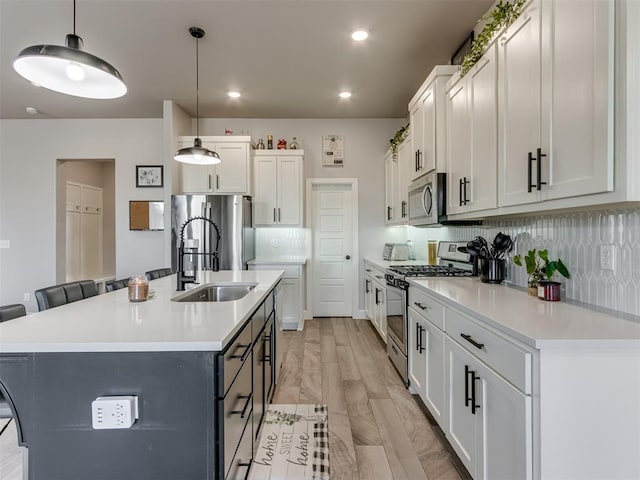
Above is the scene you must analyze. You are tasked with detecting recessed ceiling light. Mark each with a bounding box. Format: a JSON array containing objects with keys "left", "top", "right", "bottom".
[
  {"left": 351, "top": 29, "right": 369, "bottom": 42},
  {"left": 228, "top": 91, "right": 241, "bottom": 98},
  {"left": 339, "top": 91, "right": 352, "bottom": 99},
  {"left": 25, "top": 106, "right": 39, "bottom": 115}
]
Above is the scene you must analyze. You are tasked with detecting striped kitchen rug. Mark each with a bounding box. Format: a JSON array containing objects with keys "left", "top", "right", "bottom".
[{"left": 250, "top": 404, "right": 330, "bottom": 480}]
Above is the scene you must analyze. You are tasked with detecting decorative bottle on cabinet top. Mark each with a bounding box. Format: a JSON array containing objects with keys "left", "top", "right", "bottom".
[{"left": 289, "top": 137, "right": 299, "bottom": 149}]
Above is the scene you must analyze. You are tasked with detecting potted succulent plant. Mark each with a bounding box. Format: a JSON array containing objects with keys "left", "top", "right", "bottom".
[{"left": 513, "top": 249, "right": 570, "bottom": 300}]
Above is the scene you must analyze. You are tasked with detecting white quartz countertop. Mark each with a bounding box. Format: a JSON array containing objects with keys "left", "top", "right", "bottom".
[
  {"left": 408, "top": 277, "right": 640, "bottom": 348},
  {"left": 0, "top": 270, "right": 283, "bottom": 353},
  {"left": 248, "top": 257, "right": 307, "bottom": 265}
]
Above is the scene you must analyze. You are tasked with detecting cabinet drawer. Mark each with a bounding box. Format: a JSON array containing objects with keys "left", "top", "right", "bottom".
[
  {"left": 223, "top": 357, "right": 253, "bottom": 478},
  {"left": 225, "top": 417, "right": 253, "bottom": 480},
  {"left": 220, "top": 322, "right": 253, "bottom": 395},
  {"left": 409, "top": 287, "right": 445, "bottom": 331},
  {"left": 364, "top": 264, "right": 386, "bottom": 283},
  {"left": 446, "top": 308, "right": 532, "bottom": 393}
]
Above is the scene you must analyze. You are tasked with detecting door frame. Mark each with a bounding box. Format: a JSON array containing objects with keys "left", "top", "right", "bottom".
[{"left": 305, "top": 178, "right": 359, "bottom": 319}]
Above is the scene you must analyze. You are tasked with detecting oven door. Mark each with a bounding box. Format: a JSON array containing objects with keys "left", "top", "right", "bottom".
[{"left": 385, "top": 281, "right": 407, "bottom": 356}]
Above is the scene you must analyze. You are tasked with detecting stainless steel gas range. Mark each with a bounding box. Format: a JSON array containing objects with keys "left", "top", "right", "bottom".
[{"left": 385, "top": 241, "right": 477, "bottom": 385}]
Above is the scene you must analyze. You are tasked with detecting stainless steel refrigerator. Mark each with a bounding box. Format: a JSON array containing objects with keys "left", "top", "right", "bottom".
[{"left": 171, "top": 195, "right": 255, "bottom": 272}]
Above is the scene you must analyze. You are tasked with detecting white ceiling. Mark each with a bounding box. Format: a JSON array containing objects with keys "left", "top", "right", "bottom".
[{"left": 0, "top": 0, "right": 493, "bottom": 120}]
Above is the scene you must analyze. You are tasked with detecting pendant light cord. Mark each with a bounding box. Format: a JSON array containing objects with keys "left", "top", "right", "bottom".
[
  {"left": 195, "top": 35, "right": 200, "bottom": 138},
  {"left": 73, "top": 0, "right": 76, "bottom": 35}
]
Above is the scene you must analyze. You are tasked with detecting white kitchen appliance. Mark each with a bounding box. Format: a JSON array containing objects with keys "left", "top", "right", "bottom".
[{"left": 382, "top": 243, "right": 410, "bottom": 261}]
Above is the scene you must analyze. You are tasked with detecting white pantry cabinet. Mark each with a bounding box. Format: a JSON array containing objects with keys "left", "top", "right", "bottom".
[
  {"left": 253, "top": 151, "right": 303, "bottom": 227},
  {"left": 408, "top": 66, "right": 458, "bottom": 181},
  {"left": 66, "top": 182, "right": 103, "bottom": 280},
  {"left": 446, "top": 43, "right": 498, "bottom": 215},
  {"left": 498, "top": 0, "right": 614, "bottom": 207},
  {"left": 179, "top": 136, "right": 251, "bottom": 194}
]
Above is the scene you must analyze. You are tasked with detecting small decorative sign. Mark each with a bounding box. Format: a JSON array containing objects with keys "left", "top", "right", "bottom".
[
  {"left": 322, "top": 135, "right": 344, "bottom": 167},
  {"left": 136, "top": 165, "right": 163, "bottom": 188}
]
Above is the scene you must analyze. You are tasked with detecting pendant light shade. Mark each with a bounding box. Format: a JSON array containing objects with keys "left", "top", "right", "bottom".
[
  {"left": 174, "top": 27, "right": 220, "bottom": 165},
  {"left": 12, "top": 2, "right": 126, "bottom": 99}
]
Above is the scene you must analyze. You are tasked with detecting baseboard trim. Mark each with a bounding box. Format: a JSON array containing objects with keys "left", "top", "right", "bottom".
[{"left": 353, "top": 309, "right": 368, "bottom": 320}]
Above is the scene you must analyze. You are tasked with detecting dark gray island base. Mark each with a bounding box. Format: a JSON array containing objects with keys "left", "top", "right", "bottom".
[{"left": 0, "top": 287, "right": 277, "bottom": 480}]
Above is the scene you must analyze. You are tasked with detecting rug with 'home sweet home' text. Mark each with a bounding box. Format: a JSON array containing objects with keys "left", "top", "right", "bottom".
[{"left": 250, "top": 404, "right": 330, "bottom": 480}]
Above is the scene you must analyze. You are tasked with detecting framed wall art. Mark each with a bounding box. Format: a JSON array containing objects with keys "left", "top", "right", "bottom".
[{"left": 136, "top": 165, "right": 163, "bottom": 188}]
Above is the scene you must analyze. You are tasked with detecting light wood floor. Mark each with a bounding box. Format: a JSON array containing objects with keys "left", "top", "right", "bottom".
[
  {"left": 273, "top": 318, "right": 468, "bottom": 480},
  {"left": 0, "top": 318, "right": 467, "bottom": 480}
]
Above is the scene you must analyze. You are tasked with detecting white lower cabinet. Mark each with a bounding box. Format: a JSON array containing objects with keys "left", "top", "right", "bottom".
[
  {"left": 364, "top": 263, "right": 387, "bottom": 342},
  {"left": 408, "top": 302, "right": 445, "bottom": 425},
  {"left": 446, "top": 337, "right": 531, "bottom": 480},
  {"left": 249, "top": 264, "right": 304, "bottom": 330},
  {"left": 407, "top": 285, "right": 532, "bottom": 479}
]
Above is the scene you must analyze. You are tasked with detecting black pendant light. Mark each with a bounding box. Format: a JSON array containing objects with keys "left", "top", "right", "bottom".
[
  {"left": 174, "top": 27, "right": 220, "bottom": 165},
  {"left": 13, "top": 0, "right": 126, "bottom": 99}
]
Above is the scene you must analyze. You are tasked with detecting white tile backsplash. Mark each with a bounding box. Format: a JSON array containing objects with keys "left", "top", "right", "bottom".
[
  {"left": 255, "top": 228, "right": 309, "bottom": 259},
  {"left": 436, "top": 207, "right": 640, "bottom": 316}
]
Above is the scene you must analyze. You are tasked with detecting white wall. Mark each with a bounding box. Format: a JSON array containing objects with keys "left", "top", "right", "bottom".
[
  {"left": 0, "top": 119, "right": 163, "bottom": 310},
  {"left": 198, "top": 118, "right": 405, "bottom": 314}
]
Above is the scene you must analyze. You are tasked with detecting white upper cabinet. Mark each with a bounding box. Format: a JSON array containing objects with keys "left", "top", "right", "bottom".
[
  {"left": 179, "top": 136, "right": 251, "bottom": 194},
  {"left": 498, "top": 0, "right": 614, "bottom": 207},
  {"left": 408, "top": 66, "right": 458, "bottom": 181},
  {"left": 447, "top": 43, "right": 498, "bottom": 215},
  {"left": 253, "top": 151, "right": 303, "bottom": 227}
]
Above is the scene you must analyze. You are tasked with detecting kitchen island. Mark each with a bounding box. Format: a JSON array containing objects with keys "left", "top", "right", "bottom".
[{"left": 0, "top": 270, "right": 283, "bottom": 480}]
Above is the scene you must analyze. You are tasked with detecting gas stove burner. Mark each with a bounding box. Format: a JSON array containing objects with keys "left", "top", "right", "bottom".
[{"left": 388, "top": 264, "right": 473, "bottom": 278}]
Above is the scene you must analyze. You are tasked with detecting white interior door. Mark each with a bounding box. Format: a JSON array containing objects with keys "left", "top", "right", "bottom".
[{"left": 311, "top": 183, "right": 354, "bottom": 317}]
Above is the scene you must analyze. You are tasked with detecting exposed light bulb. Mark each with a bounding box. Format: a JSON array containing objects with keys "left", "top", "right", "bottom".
[
  {"left": 66, "top": 62, "right": 85, "bottom": 81},
  {"left": 228, "top": 91, "right": 241, "bottom": 98},
  {"left": 351, "top": 29, "right": 369, "bottom": 41},
  {"left": 339, "top": 91, "right": 352, "bottom": 99}
]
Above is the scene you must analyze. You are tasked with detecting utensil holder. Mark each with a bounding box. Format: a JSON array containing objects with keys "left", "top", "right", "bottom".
[{"left": 480, "top": 258, "right": 506, "bottom": 284}]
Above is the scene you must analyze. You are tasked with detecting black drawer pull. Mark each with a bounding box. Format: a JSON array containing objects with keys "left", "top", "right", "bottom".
[
  {"left": 231, "top": 394, "right": 252, "bottom": 418},
  {"left": 238, "top": 460, "right": 252, "bottom": 480},
  {"left": 414, "top": 302, "right": 428, "bottom": 310},
  {"left": 230, "top": 343, "right": 251, "bottom": 361},
  {"left": 464, "top": 365, "right": 471, "bottom": 408},
  {"left": 461, "top": 333, "right": 484, "bottom": 350},
  {"left": 471, "top": 371, "right": 480, "bottom": 415}
]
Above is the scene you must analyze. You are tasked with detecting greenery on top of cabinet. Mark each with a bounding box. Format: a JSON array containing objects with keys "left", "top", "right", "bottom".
[
  {"left": 390, "top": 123, "right": 410, "bottom": 156},
  {"left": 461, "top": 0, "right": 527, "bottom": 76}
]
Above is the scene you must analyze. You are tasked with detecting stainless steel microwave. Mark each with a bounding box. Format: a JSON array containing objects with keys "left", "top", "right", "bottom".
[{"left": 408, "top": 172, "right": 446, "bottom": 226}]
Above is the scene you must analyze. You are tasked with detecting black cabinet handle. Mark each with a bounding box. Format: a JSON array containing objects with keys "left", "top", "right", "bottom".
[
  {"left": 230, "top": 343, "right": 251, "bottom": 361},
  {"left": 459, "top": 178, "right": 464, "bottom": 206},
  {"left": 464, "top": 365, "right": 471, "bottom": 408},
  {"left": 415, "top": 151, "right": 419, "bottom": 171},
  {"left": 216, "top": 174, "right": 220, "bottom": 190},
  {"left": 231, "top": 393, "right": 252, "bottom": 418},
  {"left": 273, "top": 208, "right": 277, "bottom": 222},
  {"left": 416, "top": 321, "right": 421, "bottom": 352},
  {"left": 536, "top": 147, "right": 547, "bottom": 191},
  {"left": 401, "top": 200, "right": 407, "bottom": 218},
  {"left": 375, "top": 288, "right": 380, "bottom": 305},
  {"left": 471, "top": 371, "right": 480, "bottom": 414},
  {"left": 208, "top": 174, "right": 212, "bottom": 190},
  {"left": 237, "top": 460, "right": 252, "bottom": 480},
  {"left": 419, "top": 325, "right": 426, "bottom": 354},
  {"left": 387, "top": 206, "right": 392, "bottom": 221},
  {"left": 463, "top": 177, "right": 470, "bottom": 205},
  {"left": 527, "top": 151, "right": 534, "bottom": 193},
  {"left": 365, "top": 279, "right": 370, "bottom": 294},
  {"left": 461, "top": 333, "right": 484, "bottom": 350},
  {"left": 414, "top": 302, "right": 428, "bottom": 310}
]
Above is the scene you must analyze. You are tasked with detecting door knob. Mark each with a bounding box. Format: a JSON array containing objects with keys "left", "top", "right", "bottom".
[{"left": 345, "top": 255, "right": 351, "bottom": 260}]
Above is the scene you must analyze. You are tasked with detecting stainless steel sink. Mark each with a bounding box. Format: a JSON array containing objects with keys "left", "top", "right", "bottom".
[{"left": 172, "top": 283, "right": 257, "bottom": 302}]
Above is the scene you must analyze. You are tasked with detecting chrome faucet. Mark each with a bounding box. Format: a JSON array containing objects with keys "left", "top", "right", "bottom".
[{"left": 177, "top": 216, "right": 221, "bottom": 291}]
